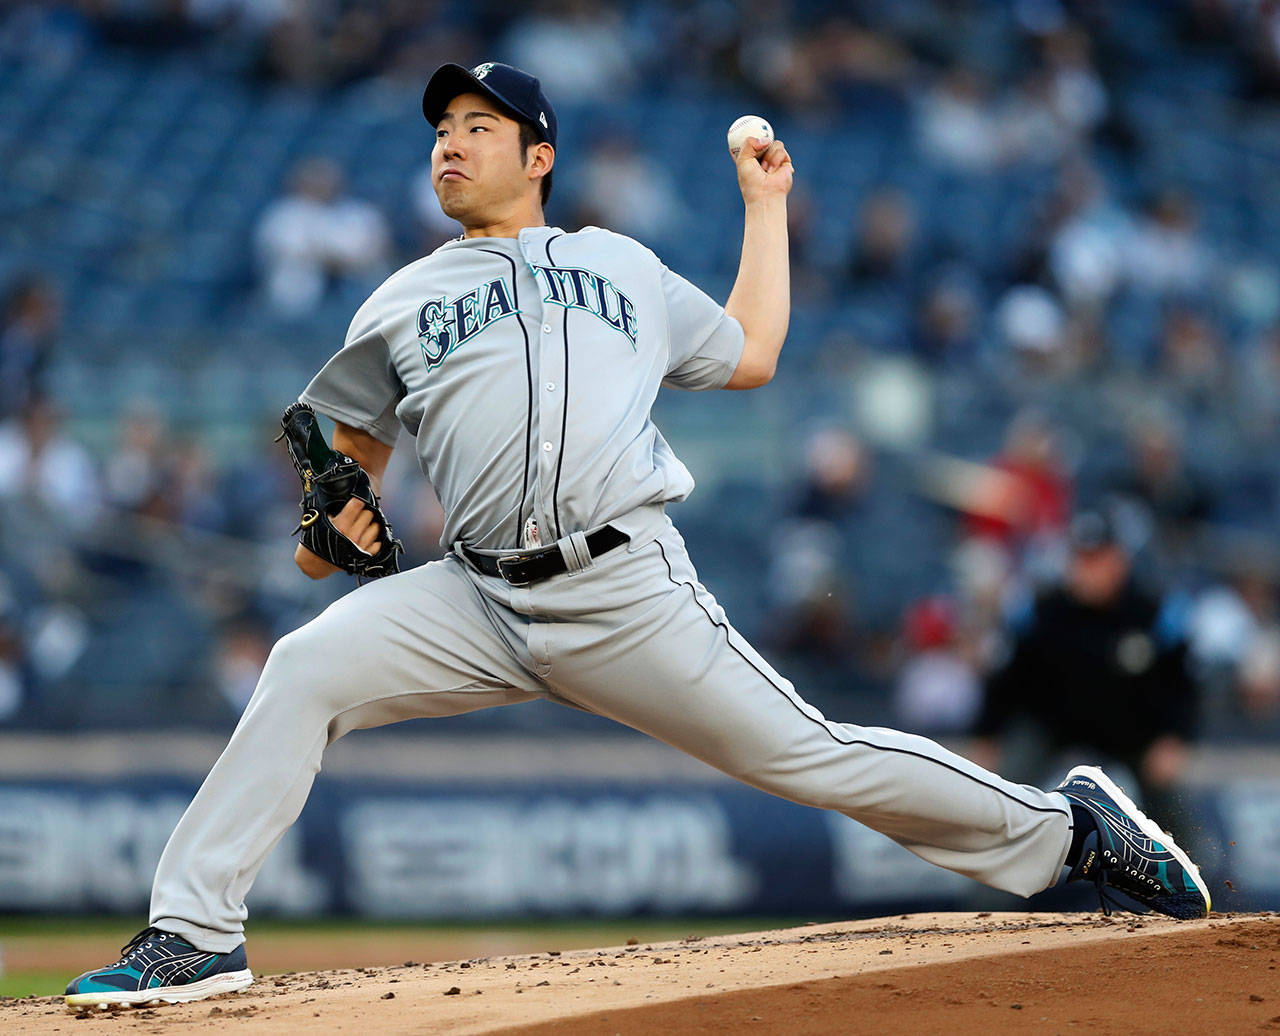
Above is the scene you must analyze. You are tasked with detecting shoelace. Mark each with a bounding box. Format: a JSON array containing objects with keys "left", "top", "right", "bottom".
[
  {"left": 113, "top": 927, "right": 166, "bottom": 965},
  {"left": 1088, "top": 871, "right": 1123, "bottom": 917},
  {"left": 1087, "top": 848, "right": 1157, "bottom": 918},
  {"left": 1070, "top": 821, "right": 1157, "bottom": 919}
]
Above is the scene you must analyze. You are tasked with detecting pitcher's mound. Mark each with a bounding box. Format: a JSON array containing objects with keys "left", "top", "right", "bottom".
[{"left": 7, "top": 912, "right": 1277, "bottom": 1034}]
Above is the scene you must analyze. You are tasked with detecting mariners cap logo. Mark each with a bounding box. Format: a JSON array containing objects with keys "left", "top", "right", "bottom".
[{"left": 472, "top": 62, "right": 495, "bottom": 80}]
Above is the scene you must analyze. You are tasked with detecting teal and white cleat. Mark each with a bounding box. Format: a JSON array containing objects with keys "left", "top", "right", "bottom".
[
  {"left": 65, "top": 927, "right": 252, "bottom": 1009},
  {"left": 1056, "top": 765, "right": 1211, "bottom": 919}
]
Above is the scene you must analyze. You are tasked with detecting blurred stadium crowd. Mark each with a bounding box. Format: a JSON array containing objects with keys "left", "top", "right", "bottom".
[{"left": 3, "top": 0, "right": 1280, "bottom": 794}]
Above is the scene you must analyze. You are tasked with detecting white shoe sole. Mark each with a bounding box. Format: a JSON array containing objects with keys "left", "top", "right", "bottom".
[
  {"left": 1066, "top": 764, "right": 1211, "bottom": 916},
  {"left": 65, "top": 969, "right": 253, "bottom": 1010}
]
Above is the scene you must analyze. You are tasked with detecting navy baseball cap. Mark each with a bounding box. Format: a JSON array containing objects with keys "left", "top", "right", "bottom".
[
  {"left": 422, "top": 62, "right": 557, "bottom": 148},
  {"left": 1069, "top": 508, "right": 1121, "bottom": 552}
]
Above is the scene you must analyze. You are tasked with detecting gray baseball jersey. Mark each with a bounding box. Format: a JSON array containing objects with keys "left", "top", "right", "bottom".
[
  {"left": 298, "top": 225, "right": 743, "bottom": 551},
  {"left": 148, "top": 226, "right": 1075, "bottom": 953}
]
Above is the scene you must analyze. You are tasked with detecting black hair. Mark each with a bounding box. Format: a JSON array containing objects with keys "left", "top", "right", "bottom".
[{"left": 518, "top": 121, "right": 553, "bottom": 206}]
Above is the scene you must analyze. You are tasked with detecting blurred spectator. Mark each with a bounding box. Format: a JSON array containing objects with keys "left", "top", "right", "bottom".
[
  {"left": 785, "top": 183, "right": 825, "bottom": 300},
  {"left": 916, "top": 25, "right": 1106, "bottom": 171},
  {"left": 795, "top": 15, "right": 914, "bottom": 109},
  {"left": 744, "top": 12, "right": 912, "bottom": 114},
  {"left": 105, "top": 401, "right": 168, "bottom": 517},
  {"left": 748, "top": 14, "right": 825, "bottom": 111},
  {"left": 26, "top": 599, "right": 89, "bottom": 691},
  {"left": 951, "top": 536, "right": 1015, "bottom": 637},
  {"left": 847, "top": 188, "right": 917, "bottom": 288},
  {"left": 665, "top": 1, "right": 756, "bottom": 92},
  {"left": 1124, "top": 190, "right": 1214, "bottom": 299},
  {"left": 105, "top": 407, "right": 227, "bottom": 534},
  {"left": 767, "top": 428, "right": 870, "bottom": 659},
  {"left": 1190, "top": 569, "right": 1276, "bottom": 676},
  {"left": 893, "top": 595, "right": 982, "bottom": 734},
  {"left": 1188, "top": 562, "right": 1280, "bottom": 723},
  {"left": 316, "top": 5, "right": 386, "bottom": 84},
  {"left": 1157, "top": 308, "right": 1226, "bottom": 405},
  {"left": 1044, "top": 159, "right": 1129, "bottom": 309},
  {"left": 964, "top": 410, "right": 1072, "bottom": 550},
  {"left": 377, "top": 19, "right": 484, "bottom": 95},
  {"left": 792, "top": 426, "right": 872, "bottom": 524},
  {"left": 256, "top": 157, "right": 391, "bottom": 317},
  {"left": 847, "top": 351, "right": 935, "bottom": 448},
  {"left": 768, "top": 520, "right": 854, "bottom": 658},
  {"left": 0, "top": 395, "right": 101, "bottom": 531},
  {"left": 994, "top": 283, "right": 1069, "bottom": 377},
  {"left": 574, "top": 135, "right": 684, "bottom": 243},
  {"left": 999, "top": 69, "right": 1073, "bottom": 166},
  {"left": 1111, "top": 413, "right": 1212, "bottom": 561},
  {"left": 1040, "top": 24, "right": 1108, "bottom": 137},
  {"left": 169, "top": 439, "right": 229, "bottom": 533},
  {"left": 1237, "top": 319, "right": 1280, "bottom": 439},
  {"left": 502, "top": 1, "right": 635, "bottom": 99},
  {"left": 916, "top": 66, "right": 1003, "bottom": 173},
  {"left": 0, "top": 274, "right": 61, "bottom": 420},
  {"left": 1237, "top": 626, "right": 1280, "bottom": 720},
  {"left": 975, "top": 507, "right": 1198, "bottom": 800},
  {"left": 910, "top": 266, "right": 980, "bottom": 366},
  {"left": 212, "top": 618, "right": 272, "bottom": 714},
  {"left": 256, "top": 8, "right": 327, "bottom": 84},
  {"left": 256, "top": 4, "right": 392, "bottom": 86},
  {"left": 0, "top": 577, "right": 25, "bottom": 721}
]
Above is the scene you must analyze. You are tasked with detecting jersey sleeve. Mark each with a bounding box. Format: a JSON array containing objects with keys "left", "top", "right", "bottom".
[
  {"left": 298, "top": 297, "right": 405, "bottom": 447},
  {"left": 660, "top": 265, "right": 746, "bottom": 391}
]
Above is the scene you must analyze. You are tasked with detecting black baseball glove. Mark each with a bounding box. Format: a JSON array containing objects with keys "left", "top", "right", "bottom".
[{"left": 276, "top": 401, "right": 402, "bottom": 580}]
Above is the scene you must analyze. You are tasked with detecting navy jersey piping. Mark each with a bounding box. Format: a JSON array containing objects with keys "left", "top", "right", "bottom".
[
  {"left": 545, "top": 234, "right": 569, "bottom": 540},
  {"left": 653, "top": 539, "right": 1070, "bottom": 820},
  {"left": 477, "top": 247, "right": 533, "bottom": 540}
]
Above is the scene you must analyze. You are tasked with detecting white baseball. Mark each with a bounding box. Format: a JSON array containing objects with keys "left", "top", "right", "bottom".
[{"left": 727, "top": 115, "right": 773, "bottom": 158}]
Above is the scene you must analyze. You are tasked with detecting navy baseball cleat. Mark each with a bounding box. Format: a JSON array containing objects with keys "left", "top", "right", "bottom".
[
  {"left": 65, "top": 927, "right": 252, "bottom": 1009},
  {"left": 1056, "top": 765, "right": 1211, "bottom": 919}
]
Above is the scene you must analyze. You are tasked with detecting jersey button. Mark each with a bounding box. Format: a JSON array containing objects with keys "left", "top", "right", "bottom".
[
  {"left": 542, "top": 324, "right": 552, "bottom": 333},
  {"left": 545, "top": 381, "right": 555, "bottom": 391},
  {"left": 542, "top": 441, "right": 553, "bottom": 452}
]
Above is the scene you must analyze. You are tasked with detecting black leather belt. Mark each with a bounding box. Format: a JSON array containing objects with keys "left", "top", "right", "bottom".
[{"left": 458, "top": 526, "right": 628, "bottom": 587}]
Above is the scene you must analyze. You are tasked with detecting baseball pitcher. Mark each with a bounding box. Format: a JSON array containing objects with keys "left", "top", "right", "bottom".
[{"left": 65, "top": 62, "right": 1210, "bottom": 1009}]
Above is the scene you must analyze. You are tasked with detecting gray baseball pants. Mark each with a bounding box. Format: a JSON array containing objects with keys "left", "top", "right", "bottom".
[{"left": 151, "top": 520, "right": 1073, "bottom": 951}]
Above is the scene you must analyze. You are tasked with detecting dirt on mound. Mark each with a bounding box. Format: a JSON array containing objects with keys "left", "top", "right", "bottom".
[{"left": 4, "top": 912, "right": 1277, "bottom": 1034}]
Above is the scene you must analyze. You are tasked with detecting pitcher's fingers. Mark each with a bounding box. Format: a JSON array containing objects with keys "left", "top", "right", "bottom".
[
  {"left": 736, "top": 136, "right": 768, "bottom": 166},
  {"left": 332, "top": 496, "right": 366, "bottom": 533},
  {"left": 345, "top": 505, "right": 375, "bottom": 539},
  {"left": 357, "top": 523, "right": 382, "bottom": 553},
  {"left": 761, "top": 140, "right": 789, "bottom": 171}
]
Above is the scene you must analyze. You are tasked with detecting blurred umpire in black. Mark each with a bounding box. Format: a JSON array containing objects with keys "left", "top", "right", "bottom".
[{"left": 973, "top": 507, "right": 1198, "bottom": 810}]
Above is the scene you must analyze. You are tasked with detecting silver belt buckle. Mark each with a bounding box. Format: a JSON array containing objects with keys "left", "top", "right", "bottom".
[{"left": 496, "top": 554, "right": 531, "bottom": 586}]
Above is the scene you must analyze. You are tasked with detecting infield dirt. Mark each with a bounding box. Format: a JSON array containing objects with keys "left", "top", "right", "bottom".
[{"left": 3, "top": 911, "right": 1277, "bottom": 1034}]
